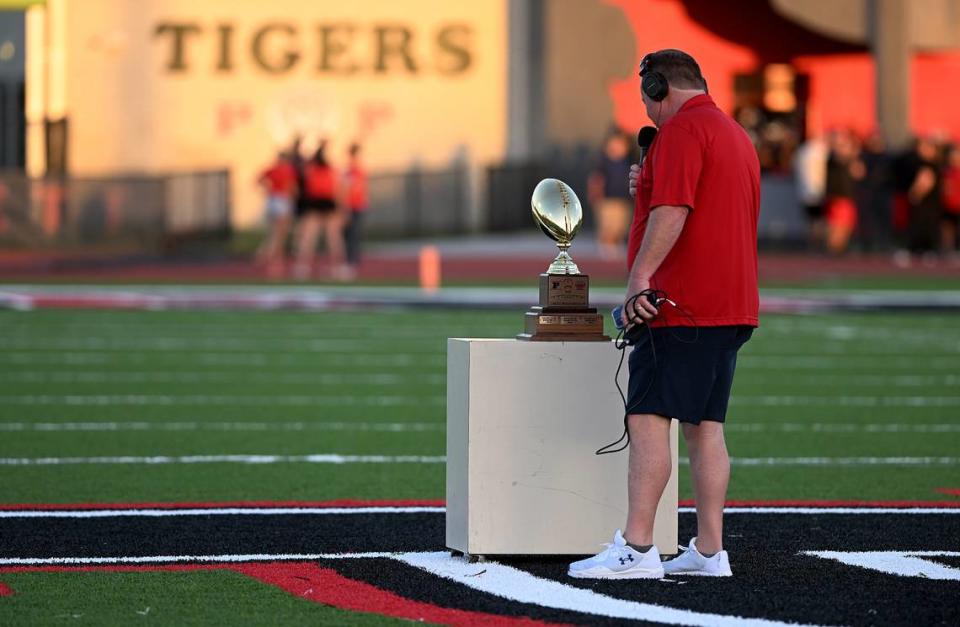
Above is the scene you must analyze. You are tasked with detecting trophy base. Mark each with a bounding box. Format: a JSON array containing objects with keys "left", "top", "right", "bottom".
[{"left": 516, "top": 307, "right": 609, "bottom": 342}]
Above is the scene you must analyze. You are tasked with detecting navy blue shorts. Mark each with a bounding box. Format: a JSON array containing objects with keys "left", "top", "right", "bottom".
[{"left": 626, "top": 325, "right": 753, "bottom": 425}]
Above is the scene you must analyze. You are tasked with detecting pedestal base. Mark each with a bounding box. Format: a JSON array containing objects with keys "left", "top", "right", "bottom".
[{"left": 446, "top": 338, "right": 678, "bottom": 556}]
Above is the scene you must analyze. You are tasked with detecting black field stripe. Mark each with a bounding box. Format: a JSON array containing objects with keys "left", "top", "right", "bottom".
[
  {"left": 1, "top": 512, "right": 957, "bottom": 625},
  {"left": 0, "top": 512, "right": 442, "bottom": 558}
]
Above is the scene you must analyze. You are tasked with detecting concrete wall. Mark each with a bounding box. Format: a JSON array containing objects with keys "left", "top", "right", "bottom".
[{"left": 52, "top": 0, "right": 507, "bottom": 227}]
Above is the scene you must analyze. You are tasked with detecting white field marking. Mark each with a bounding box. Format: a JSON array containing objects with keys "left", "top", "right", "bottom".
[
  {"left": 0, "top": 421, "right": 953, "bottom": 435},
  {"left": 715, "top": 456, "right": 960, "bottom": 466},
  {"left": 738, "top": 356, "right": 960, "bottom": 370},
  {"left": 0, "top": 455, "right": 955, "bottom": 467},
  {"left": 0, "top": 552, "right": 395, "bottom": 566},
  {"left": 4, "top": 371, "right": 955, "bottom": 388},
  {"left": 734, "top": 374, "right": 960, "bottom": 387},
  {"left": 729, "top": 395, "right": 960, "bottom": 407},
  {"left": 0, "top": 327, "right": 511, "bottom": 341},
  {"left": 0, "top": 421, "right": 444, "bottom": 433},
  {"left": 0, "top": 337, "right": 445, "bottom": 352},
  {"left": 803, "top": 551, "right": 960, "bottom": 580},
  {"left": 0, "top": 395, "right": 445, "bottom": 407},
  {"left": 0, "top": 506, "right": 445, "bottom": 519},
  {"left": 1, "top": 371, "right": 445, "bottom": 385},
  {"left": 396, "top": 551, "right": 821, "bottom": 627},
  {"left": 718, "top": 507, "right": 960, "bottom": 514},
  {"left": 2, "top": 506, "right": 957, "bottom": 520},
  {"left": 0, "top": 352, "right": 446, "bottom": 368},
  {"left": 2, "top": 394, "right": 957, "bottom": 408},
  {"left": 724, "top": 423, "right": 960, "bottom": 434},
  {"left": 0, "top": 454, "right": 446, "bottom": 466}
]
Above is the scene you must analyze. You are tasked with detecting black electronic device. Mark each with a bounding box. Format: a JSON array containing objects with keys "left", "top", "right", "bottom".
[
  {"left": 637, "top": 126, "right": 658, "bottom": 167},
  {"left": 639, "top": 53, "right": 669, "bottom": 102}
]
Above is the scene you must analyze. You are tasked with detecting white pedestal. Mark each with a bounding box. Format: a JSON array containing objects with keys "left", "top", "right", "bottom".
[{"left": 446, "top": 338, "right": 678, "bottom": 556}]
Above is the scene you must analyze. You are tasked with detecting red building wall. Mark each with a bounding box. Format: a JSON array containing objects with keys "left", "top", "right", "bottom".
[{"left": 606, "top": 0, "right": 960, "bottom": 142}]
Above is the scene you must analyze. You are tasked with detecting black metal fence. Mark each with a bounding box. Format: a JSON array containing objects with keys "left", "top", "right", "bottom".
[
  {"left": 366, "top": 166, "right": 469, "bottom": 237},
  {"left": 0, "top": 170, "right": 230, "bottom": 249}
]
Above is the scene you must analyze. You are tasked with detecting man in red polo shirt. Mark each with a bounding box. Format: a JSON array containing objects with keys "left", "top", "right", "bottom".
[{"left": 569, "top": 49, "right": 760, "bottom": 580}]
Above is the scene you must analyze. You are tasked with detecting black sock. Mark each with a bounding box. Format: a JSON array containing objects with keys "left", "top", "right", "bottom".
[
  {"left": 627, "top": 541, "right": 654, "bottom": 553},
  {"left": 700, "top": 550, "right": 717, "bottom": 558}
]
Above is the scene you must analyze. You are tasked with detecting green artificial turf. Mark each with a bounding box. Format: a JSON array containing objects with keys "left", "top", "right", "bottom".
[
  {"left": 0, "top": 308, "right": 957, "bottom": 504},
  {"left": 0, "top": 571, "right": 420, "bottom": 627},
  {"left": 0, "top": 305, "right": 958, "bottom": 625}
]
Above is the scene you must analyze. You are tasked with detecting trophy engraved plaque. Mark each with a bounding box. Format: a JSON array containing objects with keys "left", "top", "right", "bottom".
[{"left": 517, "top": 179, "right": 609, "bottom": 342}]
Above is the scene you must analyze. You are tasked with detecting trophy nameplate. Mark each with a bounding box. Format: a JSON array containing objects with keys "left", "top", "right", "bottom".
[{"left": 517, "top": 179, "right": 609, "bottom": 342}]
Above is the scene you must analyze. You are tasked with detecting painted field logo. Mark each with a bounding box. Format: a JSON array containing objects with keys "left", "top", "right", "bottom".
[{"left": 0, "top": 502, "right": 958, "bottom": 625}]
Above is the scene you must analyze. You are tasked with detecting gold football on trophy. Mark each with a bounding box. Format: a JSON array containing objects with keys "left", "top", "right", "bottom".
[{"left": 531, "top": 178, "right": 582, "bottom": 274}]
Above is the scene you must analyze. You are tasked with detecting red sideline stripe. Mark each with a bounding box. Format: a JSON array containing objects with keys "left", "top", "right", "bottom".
[
  {"left": 0, "top": 563, "right": 566, "bottom": 627},
  {"left": 3, "top": 498, "right": 960, "bottom": 511},
  {"left": 935, "top": 488, "right": 960, "bottom": 497},
  {"left": 233, "top": 562, "right": 566, "bottom": 627},
  {"left": 0, "top": 499, "right": 445, "bottom": 511}
]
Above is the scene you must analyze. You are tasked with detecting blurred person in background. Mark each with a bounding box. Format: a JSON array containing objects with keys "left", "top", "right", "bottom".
[
  {"left": 905, "top": 136, "right": 943, "bottom": 263},
  {"left": 292, "top": 141, "right": 347, "bottom": 280},
  {"left": 255, "top": 150, "right": 298, "bottom": 277},
  {"left": 793, "top": 133, "right": 828, "bottom": 251},
  {"left": 823, "top": 129, "right": 864, "bottom": 255},
  {"left": 940, "top": 143, "right": 960, "bottom": 260},
  {"left": 341, "top": 143, "right": 369, "bottom": 281},
  {"left": 855, "top": 131, "right": 893, "bottom": 252},
  {"left": 588, "top": 129, "right": 634, "bottom": 260}
]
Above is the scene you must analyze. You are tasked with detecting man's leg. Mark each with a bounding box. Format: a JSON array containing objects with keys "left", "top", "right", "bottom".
[
  {"left": 624, "top": 413, "right": 672, "bottom": 546},
  {"left": 681, "top": 421, "right": 729, "bottom": 555}
]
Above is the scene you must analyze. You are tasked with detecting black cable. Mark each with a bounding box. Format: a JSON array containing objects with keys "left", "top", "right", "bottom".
[
  {"left": 595, "top": 290, "right": 660, "bottom": 456},
  {"left": 594, "top": 289, "right": 698, "bottom": 456}
]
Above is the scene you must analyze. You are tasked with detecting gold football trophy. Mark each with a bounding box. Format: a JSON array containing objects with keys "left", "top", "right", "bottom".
[{"left": 516, "top": 179, "right": 609, "bottom": 341}]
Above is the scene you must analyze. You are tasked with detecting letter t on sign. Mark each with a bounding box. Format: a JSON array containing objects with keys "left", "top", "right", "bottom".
[{"left": 154, "top": 23, "right": 203, "bottom": 72}]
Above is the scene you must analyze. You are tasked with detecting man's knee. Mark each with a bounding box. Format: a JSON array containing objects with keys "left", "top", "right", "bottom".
[{"left": 682, "top": 420, "right": 724, "bottom": 441}]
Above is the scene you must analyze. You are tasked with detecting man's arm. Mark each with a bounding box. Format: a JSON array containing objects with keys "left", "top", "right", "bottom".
[{"left": 623, "top": 204, "right": 689, "bottom": 324}]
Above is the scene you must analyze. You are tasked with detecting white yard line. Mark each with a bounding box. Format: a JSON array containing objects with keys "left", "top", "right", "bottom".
[
  {"left": 0, "top": 552, "right": 395, "bottom": 566},
  {"left": 725, "top": 423, "right": 960, "bottom": 433},
  {"left": 1, "top": 506, "right": 955, "bottom": 519},
  {"left": 0, "top": 352, "right": 445, "bottom": 367},
  {"left": 0, "top": 454, "right": 446, "bottom": 466},
  {"left": 0, "top": 395, "right": 446, "bottom": 406},
  {"left": 0, "top": 507, "right": 444, "bottom": 519},
  {"left": 0, "top": 421, "right": 444, "bottom": 433},
  {"left": 718, "top": 456, "right": 960, "bottom": 466},
  {"left": 0, "top": 420, "right": 954, "bottom": 434},
  {"left": 0, "top": 454, "right": 955, "bottom": 466},
  {"left": 1, "top": 394, "right": 956, "bottom": 408},
  {"left": 3, "top": 371, "right": 956, "bottom": 387},
  {"left": 729, "top": 396, "right": 960, "bottom": 407},
  {"left": 1, "top": 371, "right": 445, "bottom": 385}
]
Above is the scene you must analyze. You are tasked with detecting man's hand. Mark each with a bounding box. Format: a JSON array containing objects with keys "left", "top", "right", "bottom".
[
  {"left": 628, "top": 164, "right": 640, "bottom": 197},
  {"left": 622, "top": 281, "right": 659, "bottom": 327}
]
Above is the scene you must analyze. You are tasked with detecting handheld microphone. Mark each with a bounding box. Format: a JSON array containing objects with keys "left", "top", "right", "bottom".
[{"left": 637, "top": 126, "right": 657, "bottom": 166}]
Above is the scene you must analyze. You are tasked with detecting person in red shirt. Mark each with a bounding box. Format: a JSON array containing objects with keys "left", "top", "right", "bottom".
[
  {"left": 569, "top": 50, "right": 760, "bottom": 581},
  {"left": 292, "top": 140, "right": 348, "bottom": 281},
  {"left": 940, "top": 144, "right": 960, "bottom": 257},
  {"left": 256, "top": 151, "right": 297, "bottom": 276},
  {"left": 341, "top": 143, "right": 369, "bottom": 281}
]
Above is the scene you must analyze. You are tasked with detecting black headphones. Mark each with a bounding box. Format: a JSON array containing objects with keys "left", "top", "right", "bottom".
[
  {"left": 639, "top": 53, "right": 669, "bottom": 102},
  {"left": 639, "top": 51, "right": 709, "bottom": 102}
]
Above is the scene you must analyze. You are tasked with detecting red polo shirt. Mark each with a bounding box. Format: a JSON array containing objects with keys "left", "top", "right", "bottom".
[{"left": 627, "top": 94, "right": 760, "bottom": 328}]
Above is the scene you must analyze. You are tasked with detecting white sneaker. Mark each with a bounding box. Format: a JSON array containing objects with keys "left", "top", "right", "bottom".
[
  {"left": 567, "top": 530, "right": 664, "bottom": 579},
  {"left": 662, "top": 537, "right": 732, "bottom": 577}
]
